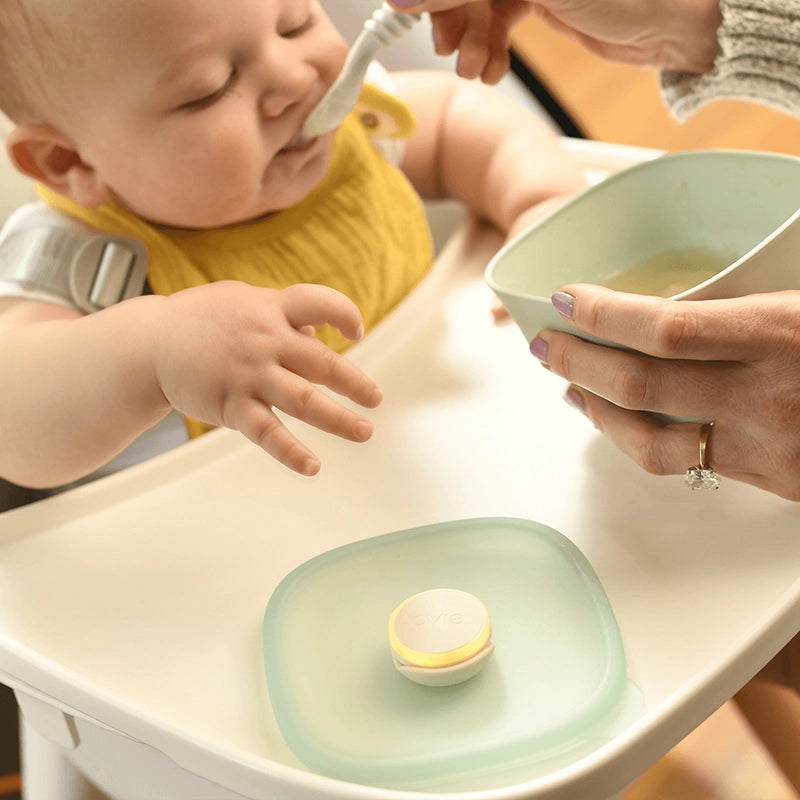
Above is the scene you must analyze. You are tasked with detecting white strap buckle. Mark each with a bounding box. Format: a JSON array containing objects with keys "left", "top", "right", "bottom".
[{"left": 0, "top": 217, "right": 148, "bottom": 312}]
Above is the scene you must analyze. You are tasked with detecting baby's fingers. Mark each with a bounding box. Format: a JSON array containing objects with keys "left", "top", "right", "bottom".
[
  {"left": 268, "top": 370, "right": 376, "bottom": 444},
  {"left": 283, "top": 335, "right": 383, "bottom": 409},
  {"left": 235, "top": 372, "right": 377, "bottom": 476},
  {"left": 237, "top": 402, "right": 322, "bottom": 476},
  {"left": 281, "top": 284, "right": 365, "bottom": 342}
]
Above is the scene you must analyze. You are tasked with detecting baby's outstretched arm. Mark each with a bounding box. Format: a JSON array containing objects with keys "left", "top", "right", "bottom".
[
  {"left": 395, "top": 70, "right": 587, "bottom": 236},
  {"left": 0, "top": 282, "right": 382, "bottom": 487}
]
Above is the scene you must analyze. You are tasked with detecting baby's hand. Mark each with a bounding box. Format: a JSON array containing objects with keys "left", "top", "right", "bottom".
[
  {"left": 152, "top": 281, "right": 382, "bottom": 476},
  {"left": 491, "top": 301, "right": 510, "bottom": 323}
]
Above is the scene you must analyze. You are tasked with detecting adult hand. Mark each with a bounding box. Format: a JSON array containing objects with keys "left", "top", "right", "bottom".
[
  {"left": 153, "top": 281, "right": 383, "bottom": 477},
  {"left": 388, "top": 0, "right": 721, "bottom": 79},
  {"left": 530, "top": 285, "right": 800, "bottom": 501},
  {"left": 394, "top": 0, "right": 531, "bottom": 83}
]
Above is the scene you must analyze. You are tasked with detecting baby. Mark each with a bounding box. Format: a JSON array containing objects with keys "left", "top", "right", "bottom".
[{"left": 0, "top": 0, "right": 585, "bottom": 488}]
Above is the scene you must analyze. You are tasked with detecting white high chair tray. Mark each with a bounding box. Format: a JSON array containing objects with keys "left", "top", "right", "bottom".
[{"left": 1, "top": 141, "right": 800, "bottom": 800}]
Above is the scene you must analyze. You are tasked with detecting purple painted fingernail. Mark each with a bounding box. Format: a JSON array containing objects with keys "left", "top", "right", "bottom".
[
  {"left": 529, "top": 336, "right": 548, "bottom": 363},
  {"left": 565, "top": 387, "right": 585, "bottom": 413},
  {"left": 551, "top": 291, "right": 575, "bottom": 318}
]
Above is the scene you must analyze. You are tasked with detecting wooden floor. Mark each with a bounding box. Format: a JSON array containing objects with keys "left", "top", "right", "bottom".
[
  {"left": 622, "top": 701, "right": 796, "bottom": 799},
  {"left": 511, "top": 18, "right": 800, "bottom": 800},
  {"left": 512, "top": 16, "right": 800, "bottom": 155},
  {"left": 0, "top": 687, "right": 20, "bottom": 800}
]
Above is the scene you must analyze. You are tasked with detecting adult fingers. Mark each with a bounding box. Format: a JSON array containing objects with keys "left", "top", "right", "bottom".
[
  {"left": 552, "top": 285, "right": 794, "bottom": 362},
  {"left": 565, "top": 388, "right": 708, "bottom": 476},
  {"left": 565, "top": 386, "right": 793, "bottom": 497},
  {"left": 430, "top": 10, "right": 467, "bottom": 56},
  {"left": 431, "top": 8, "right": 509, "bottom": 83},
  {"left": 388, "top": 0, "right": 484, "bottom": 12},
  {"left": 482, "top": 14, "right": 514, "bottom": 83},
  {"left": 452, "top": 4, "right": 493, "bottom": 79},
  {"left": 389, "top": 0, "right": 534, "bottom": 15},
  {"left": 565, "top": 387, "right": 763, "bottom": 480},
  {"left": 532, "top": 329, "right": 747, "bottom": 421}
]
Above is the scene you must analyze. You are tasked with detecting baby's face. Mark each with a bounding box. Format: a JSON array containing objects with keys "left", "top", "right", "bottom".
[{"left": 47, "top": 0, "right": 348, "bottom": 227}]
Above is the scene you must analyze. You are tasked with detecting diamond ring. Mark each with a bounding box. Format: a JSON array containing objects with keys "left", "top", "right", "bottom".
[{"left": 685, "top": 421, "right": 720, "bottom": 490}]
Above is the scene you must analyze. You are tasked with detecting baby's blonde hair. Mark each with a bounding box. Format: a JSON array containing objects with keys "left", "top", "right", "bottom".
[{"left": 0, "top": 1, "right": 60, "bottom": 122}]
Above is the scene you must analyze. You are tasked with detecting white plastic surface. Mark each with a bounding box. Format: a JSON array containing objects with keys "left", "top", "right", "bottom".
[{"left": 1, "top": 141, "right": 799, "bottom": 800}]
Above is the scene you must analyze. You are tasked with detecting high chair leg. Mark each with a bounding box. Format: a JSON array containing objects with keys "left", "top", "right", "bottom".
[
  {"left": 20, "top": 718, "right": 111, "bottom": 800},
  {"left": 733, "top": 677, "right": 800, "bottom": 795}
]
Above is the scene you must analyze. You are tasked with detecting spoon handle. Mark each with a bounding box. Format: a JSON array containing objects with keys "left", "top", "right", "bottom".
[{"left": 302, "top": 4, "right": 420, "bottom": 139}]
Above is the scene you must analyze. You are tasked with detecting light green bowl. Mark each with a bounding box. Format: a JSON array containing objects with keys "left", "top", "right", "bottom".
[{"left": 486, "top": 149, "right": 800, "bottom": 347}]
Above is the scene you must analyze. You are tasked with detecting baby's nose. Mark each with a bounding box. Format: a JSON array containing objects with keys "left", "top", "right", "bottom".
[{"left": 258, "top": 58, "right": 315, "bottom": 119}]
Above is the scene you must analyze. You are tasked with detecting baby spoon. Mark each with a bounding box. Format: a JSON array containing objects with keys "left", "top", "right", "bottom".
[{"left": 301, "top": 4, "right": 421, "bottom": 139}]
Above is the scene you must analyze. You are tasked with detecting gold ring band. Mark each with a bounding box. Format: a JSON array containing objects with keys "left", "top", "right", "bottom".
[
  {"left": 685, "top": 421, "right": 720, "bottom": 491},
  {"left": 698, "top": 421, "right": 713, "bottom": 470}
]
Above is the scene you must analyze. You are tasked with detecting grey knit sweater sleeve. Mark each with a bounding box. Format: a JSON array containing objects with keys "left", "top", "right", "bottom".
[{"left": 660, "top": 0, "right": 800, "bottom": 120}]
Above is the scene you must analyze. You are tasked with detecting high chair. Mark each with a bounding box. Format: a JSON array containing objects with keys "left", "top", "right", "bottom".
[{"left": 2, "top": 5, "right": 800, "bottom": 800}]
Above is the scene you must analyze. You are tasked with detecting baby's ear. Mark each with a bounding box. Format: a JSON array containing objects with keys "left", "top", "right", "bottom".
[{"left": 6, "top": 123, "right": 112, "bottom": 207}]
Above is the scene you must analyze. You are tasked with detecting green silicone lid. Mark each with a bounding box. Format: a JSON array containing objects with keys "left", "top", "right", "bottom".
[{"left": 262, "top": 518, "right": 631, "bottom": 790}]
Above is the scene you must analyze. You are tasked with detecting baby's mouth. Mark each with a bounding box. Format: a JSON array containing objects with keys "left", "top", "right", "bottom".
[{"left": 281, "top": 132, "right": 317, "bottom": 153}]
